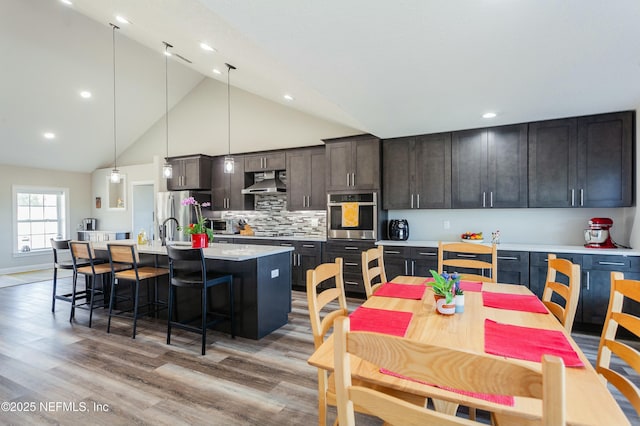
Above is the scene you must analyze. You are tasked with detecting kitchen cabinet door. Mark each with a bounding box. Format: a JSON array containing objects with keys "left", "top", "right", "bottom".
[
  {"left": 325, "top": 135, "right": 380, "bottom": 191},
  {"left": 451, "top": 129, "right": 487, "bottom": 208},
  {"left": 323, "top": 240, "right": 375, "bottom": 296},
  {"left": 381, "top": 246, "right": 411, "bottom": 278},
  {"left": 244, "top": 152, "right": 286, "bottom": 172},
  {"left": 486, "top": 124, "right": 528, "bottom": 208},
  {"left": 167, "top": 155, "right": 213, "bottom": 191},
  {"left": 577, "top": 112, "right": 633, "bottom": 207},
  {"left": 382, "top": 138, "right": 412, "bottom": 209},
  {"left": 211, "top": 156, "right": 252, "bottom": 211},
  {"left": 414, "top": 133, "right": 452, "bottom": 209},
  {"left": 409, "top": 247, "right": 438, "bottom": 277},
  {"left": 295, "top": 241, "right": 323, "bottom": 290},
  {"left": 496, "top": 250, "right": 529, "bottom": 285},
  {"left": 287, "top": 146, "right": 326, "bottom": 210}
]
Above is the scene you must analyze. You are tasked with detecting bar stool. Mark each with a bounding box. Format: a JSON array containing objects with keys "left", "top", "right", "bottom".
[
  {"left": 69, "top": 241, "right": 129, "bottom": 328},
  {"left": 107, "top": 244, "right": 169, "bottom": 339},
  {"left": 50, "top": 238, "right": 90, "bottom": 313},
  {"left": 167, "top": 246, "right": 235, "bottom": 355}
]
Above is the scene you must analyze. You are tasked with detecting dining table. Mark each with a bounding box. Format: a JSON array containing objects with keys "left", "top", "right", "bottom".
[{"left": 307, "top": 275, "right": 630, "bottom": 425}]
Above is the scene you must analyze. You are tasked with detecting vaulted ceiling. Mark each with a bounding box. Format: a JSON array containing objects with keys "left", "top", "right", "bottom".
[{"left": 3, "top": 0, "right": 640, "bottom": 173}]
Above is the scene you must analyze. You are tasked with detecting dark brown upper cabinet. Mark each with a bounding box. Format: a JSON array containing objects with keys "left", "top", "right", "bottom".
[
  {"left": 529, "top": 111, "right": 633, "bottom": 208},
  {"left": 286, "top": 146, "right": 326, "bottom": 210},
  {"left": 324, "top": 134, "right": 381, "bottom": 191},
  {"left": 211, "top": 155, "right": 253, "bottom": 211},
  {"left": 244, "top": 151, "right": 286, "bottom": 172},
  {"left": 451, "top": 124, "right": 528, "bottom": 208},
  {"left": 382, "top": 133, "right": 452, "bottom": 209},
  {"left": 166, "top": 154, "right": 213, "bottom": 191}
]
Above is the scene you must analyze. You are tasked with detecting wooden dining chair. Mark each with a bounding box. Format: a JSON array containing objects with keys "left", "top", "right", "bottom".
[
  {"left": 307, "top": 258, "right": 427, "bottom": 425},
  {"left": 438, "top": 241, "right": 497, "bottom": 283},
  {"left": 542, "top": 254, "right": 581, "bottom": 333},
  {"left": 333, "top": 316, "right": 566, "bottom": 426},
  {"left": 361, "top": 246, "right": 387, "bottom": 299},
  {"left": 596, "top": 272, "right": 640, "bottom": 417}
]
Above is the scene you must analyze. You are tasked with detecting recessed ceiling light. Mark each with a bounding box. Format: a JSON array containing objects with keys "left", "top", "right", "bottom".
[
  {"left": 43, "top": 132, "right": 56, "bottom": 140},
  {"left": 60, "top": 0, "right": 73, "bottom": 5},
  {"left": 482, "top": 112, "right": 497, "bottom": 119},
  {"left": 212, "top": 68, "right": 222, "bottom": 75},
  {"left": 200, "top": 42, "right": 216, "bottom": 53},
  {"left": 80, "top": 90, "right": 92, "bottom": 99},
  {"left": 283, "top": 94, "right": 294, "bottom": 101},
  {"left": 115, "top": 15, "right": 130, "bottom": 24}
]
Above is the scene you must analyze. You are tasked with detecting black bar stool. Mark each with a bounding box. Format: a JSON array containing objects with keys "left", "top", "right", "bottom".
[
  {"left": 167, "top": 246, "right": 235, "bottom": 355},
  {"left": 50, "top": 238, "right": 90, "bottom": 313},
  {"left": 69, "top": 241, "right": 129, "bottom": 328},
  {"left": 107, "top": 244, "right": 169, "bottom": 339}
]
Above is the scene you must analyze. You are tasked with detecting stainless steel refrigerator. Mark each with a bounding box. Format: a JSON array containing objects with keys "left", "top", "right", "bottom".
[{"left": 156, "top": 191, "right": 211, "bottom": 242}]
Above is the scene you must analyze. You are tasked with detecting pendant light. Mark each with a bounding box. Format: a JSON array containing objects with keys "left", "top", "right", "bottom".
[
  {"left": 109, "top": 23, "right": 121, "bottom": 184},
  {"left": 223, "top": 63, "right": 236, "bottom": 174},
  {"left": 162, "top": 42, "right": 173, "bottom": 179}
]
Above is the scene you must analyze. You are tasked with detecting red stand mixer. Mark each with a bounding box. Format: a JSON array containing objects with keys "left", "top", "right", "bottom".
[{"left": 584, "top": 217, "right": 617, "bottom": 248}]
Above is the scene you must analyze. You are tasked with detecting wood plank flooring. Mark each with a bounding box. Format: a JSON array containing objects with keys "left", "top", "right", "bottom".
[{"left": 0, "top": 276, "right": 637, "bottom": 425}]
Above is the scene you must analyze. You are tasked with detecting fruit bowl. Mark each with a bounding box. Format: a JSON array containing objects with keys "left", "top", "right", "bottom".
[
  {"left": 461, "top": 238, "right": 484, "bottom": 244},
  {"left": 460, "top": 231, "right": 483, "bottom": 243}
]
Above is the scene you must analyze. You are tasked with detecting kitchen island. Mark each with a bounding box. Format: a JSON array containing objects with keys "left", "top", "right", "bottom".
[{"left": 94, "top": 240, "right": 294, "bottom": 340}]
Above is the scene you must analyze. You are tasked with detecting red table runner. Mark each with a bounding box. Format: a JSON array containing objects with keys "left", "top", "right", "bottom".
[
  {"left": 482, "top": 292, "right": 548, "bottom": 313},
  {"left": 373, "top": 282, "right": 426, "bottom": 300},
  {"left": 484, "top": 319, "right": 584, "bottom": 367},
  {"left": 349, "top": 306, "right": 412, "bottom": 337},
  {"left": 459, "top": 280, "right": 483, "bottom": 292}
]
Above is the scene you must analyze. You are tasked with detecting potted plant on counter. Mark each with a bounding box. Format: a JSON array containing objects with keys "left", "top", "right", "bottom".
[
  {"left": 428, "top": 270, "right": 460, "bottom": 315},
  {"left": 178, "top": 197, "right": 214, "bottom": 248}
]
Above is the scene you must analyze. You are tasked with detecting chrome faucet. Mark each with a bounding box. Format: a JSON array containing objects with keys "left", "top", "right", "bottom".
[{"left": 160, "top": 217, "right": 180, "bottom": 246}]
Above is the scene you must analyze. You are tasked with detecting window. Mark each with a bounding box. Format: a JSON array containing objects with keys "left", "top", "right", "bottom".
[{"left": 13, "top": 186, "right": 68, "bottom": 254}]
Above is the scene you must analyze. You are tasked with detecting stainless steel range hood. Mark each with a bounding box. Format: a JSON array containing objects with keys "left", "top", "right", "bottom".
[{"left": 241, "top": 171, "right": 287, "bottom": 194}]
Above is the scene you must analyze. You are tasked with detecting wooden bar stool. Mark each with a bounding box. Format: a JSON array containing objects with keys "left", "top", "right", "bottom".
[
  {"left": 69, "top": 241, "right": 128, "bottom": 328},
  {"left": 167, "top": 246, "right": 235, "bottom": 355},
  {"left": 50, "top": 238, "right": 90, "bottom": 313},
  {"left": 107, "top": 244, "right": 169, "bottom": 339}
]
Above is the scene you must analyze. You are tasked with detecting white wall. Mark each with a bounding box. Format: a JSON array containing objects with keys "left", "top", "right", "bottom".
[
  {"left": 117, "top": 77, "right": 360, "bottom": 166},
  {"left": 0, "top": 165, "right": 91, "bottom": 272}
]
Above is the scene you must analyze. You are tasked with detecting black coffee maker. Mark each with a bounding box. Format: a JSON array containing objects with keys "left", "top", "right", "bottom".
[{"left": 387, "top": 219, "right": 409, "bottom": 241}]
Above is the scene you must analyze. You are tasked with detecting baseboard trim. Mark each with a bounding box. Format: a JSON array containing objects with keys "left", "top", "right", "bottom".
[{"left": 0, "top": 263, "right": 51, "bottom": 275}]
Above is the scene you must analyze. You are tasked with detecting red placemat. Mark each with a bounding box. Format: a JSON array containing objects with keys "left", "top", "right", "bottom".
[
  {"left": 380, "top": 368, "right": 514, "bottom": 406},
  {"left": 349, "top": 307, "right": 412, "bottom": 337},
  {"left": 482, "top": 292, "right": 548, "bottom": 313},
  {"left": 373, "top": 282, "right": 426, "bottom": 300},
  {"left": 459, "top": 280, "right": 483, "bottom": 292},
  {"left": 484, "top": 319, "right": 584, "bottom": 367}
]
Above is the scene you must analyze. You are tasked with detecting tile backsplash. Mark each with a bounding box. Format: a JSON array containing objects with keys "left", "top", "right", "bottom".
[{"left": 220, "top": 194, "right": 326, "bottom": 238}]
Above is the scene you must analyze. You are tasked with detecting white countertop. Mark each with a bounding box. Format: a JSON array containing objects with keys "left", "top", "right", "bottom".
[
  {"left": 376, "top": 239, "right": 640, "bottom": 256},
  {"left": 213, "top": 234, "right": 326, "bottom": 242},
  {"left": 92, "top": 240, "right": 294, "bottom": 261}
]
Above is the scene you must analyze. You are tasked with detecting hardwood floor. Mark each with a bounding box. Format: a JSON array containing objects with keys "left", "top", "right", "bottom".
[{"left": 0, "top": 276, "right": 637, "bottom": 425}]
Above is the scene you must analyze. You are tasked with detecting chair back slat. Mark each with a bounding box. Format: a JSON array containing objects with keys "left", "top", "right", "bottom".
[
  {"left": 107, "top": 244, "right": 138, "bottom": 264},
  {"left": 307, "top": 258, "right": 347, "bottom": 349},
  {"left": 362, "top": 246, "right": 387, "bottom": 298},
  {"left": 541, "top": 254, "right": 581, "bottom": 332},
  {"left": 438, "top": 241, "right": 497, "bottom": 283}
]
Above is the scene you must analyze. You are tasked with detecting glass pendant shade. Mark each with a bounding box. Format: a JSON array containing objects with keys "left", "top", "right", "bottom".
[
  {"left": 110, "top": 168, "right": 121, "bottom": 183},
  {"left": 162, "top": 162, "right": 173, "bottom": 178},
  {"left": 224, "top": 156, "right": 235, "bottom": 174}
]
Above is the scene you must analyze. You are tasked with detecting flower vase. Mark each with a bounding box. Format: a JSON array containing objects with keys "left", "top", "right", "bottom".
[
  {"left": 434, "top": 295, "right": 456, "bottom": 315},
  {"left": 191, "top": 233, "right": 208, "bottom": 248},
  {"left": 455, "top": 294, "right": 464, "bottom": 313}
]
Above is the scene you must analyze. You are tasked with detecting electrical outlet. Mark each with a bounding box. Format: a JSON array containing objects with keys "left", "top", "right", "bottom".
[
  {"left": 271, "top": 269, "right": 279, "bottom": 278},
  {"left": 443, "top": 220, "right": 450, "bottom": 229}
]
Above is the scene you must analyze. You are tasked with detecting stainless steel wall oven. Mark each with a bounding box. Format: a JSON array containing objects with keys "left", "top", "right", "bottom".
[{"left": 327, "top": 192, "right": 378, "bottom": 240}]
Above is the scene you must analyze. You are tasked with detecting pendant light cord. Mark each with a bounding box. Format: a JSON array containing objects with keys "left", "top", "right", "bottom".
[
  {"left": 110, "top": 23, "right": 119, "bottom": 170},
  {"left": 226, "top": 63, "right": 236, "bottom": 156},
  {"left": 164, "top": 42, "right": 172, "bottom": 159}
]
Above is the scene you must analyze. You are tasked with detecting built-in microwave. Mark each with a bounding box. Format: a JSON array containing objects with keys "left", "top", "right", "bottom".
[
  {"left": 327, "top": 192, "right": 378, "bottom": 240},
  {"left": 211, "top": 218, "right": 239, "bottom": 235}
]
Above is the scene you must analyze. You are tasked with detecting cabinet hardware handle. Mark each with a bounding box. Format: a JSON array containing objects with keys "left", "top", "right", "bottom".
[
  {"left": 490, "top": 191, "right": 493, "bottom": 208},
  {"left": 403, "top": 260, "right": 408, "bottom": 275},
  {"left": 352, "top": 173, "right": 356, "bottom": 186},
  {"left": 302, "top": 244, "right": 316, "bottom": 248},
  {"left": 386, "top": 250, "right": 401, "bottom": 254},
  {"left": 344, "top": 262, "right": 359, "bottom": 266},
  {"left": 345, "top": 281, "right": 359, "bottom": 286},
  {"left": 280, "top": 243, "right": 293, "bottom": 246},
  {"left": 264, "top": 157, "right": 268, "bottom": 169},
  {"left": 586, "top": 271, "right": 590, "bottom": 291},
  {"left": 297, "top": 254, "right": 301, "bottom": 265},
  {"left": 571, "top": 189, "right": 575, "bottom": 206},
  {"left": 580, "top": 189, "right": 584, "bottom": 206},
  {"left": 411, "top": 260, "right": 415, "bottom": 276},
  {"left": 498, "top": 256, "right": 519, "bottom": 260},
  {"left": 456, "top": 254, "right": 477, "bottom": 258},
  {"left": 482, "top": 192, "right": 486, "bottom": 208},
  {"left": 597, "top": 261, "right": 625, "bottom": 266},
  {"left": 345, "top": 246, "right": 359, "bottom": 250},
  {"left": 411, "top": 194, "right": 414, "bottom": 209},
  {"left": 346, "top": 173, "right": 350, "bottom": 187},
  {"left": 419, "top": 252, "right": 436, "bottom": 256},
  {"left": 417, "top": 194, "right": 420, "bottom": 209},
  {"left": 291, "top": 253, "right": 297, "bottom": 266}
]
